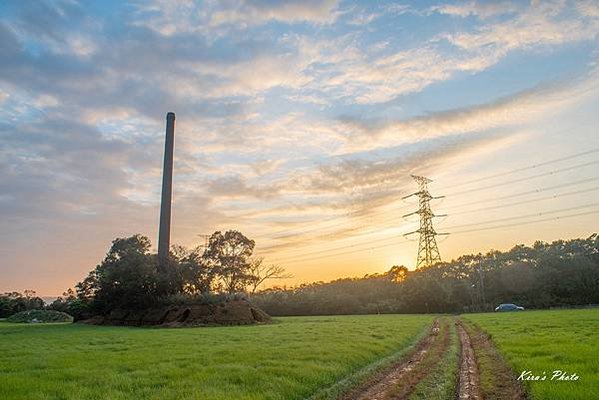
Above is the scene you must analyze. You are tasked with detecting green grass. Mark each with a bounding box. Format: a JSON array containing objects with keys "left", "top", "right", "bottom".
[
  {"left": 408, "top": 318, "right": 459, "bottom": 400},
  {"left": 463, "top": 309, "right": 599, "bottom": 400},
  {"left": 0, "top": 314, "right": 433, "bottom": 400}
]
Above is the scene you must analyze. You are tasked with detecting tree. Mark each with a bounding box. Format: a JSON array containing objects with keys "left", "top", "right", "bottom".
[
  {"left": 247, "top": 258, "right": 292, "bottom": 293},
  {"left": 77, "top": 234, "right": 161, "bottom": 313},
  {"left": 203, "top": 230, "right": 256, "bottom": 294},
  {"left": 0, "top": 291, "right": 45, "bottom": 317},
  {"left": 388, "top": 265, "right": 408, "bottom": 282},
  {"left": 171, "top": 245, "right": 216, "bottom": 294},
  {"left": 252, "top": 234, "right": 599, "bottom": 316},
  {"left": 47, "top": 289, "right": 88, "bottom": 320}
]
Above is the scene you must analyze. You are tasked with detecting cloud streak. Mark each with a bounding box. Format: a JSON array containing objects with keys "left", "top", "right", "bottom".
[{"left": 1, "top": 0, "right": 599, "bottom": 294}]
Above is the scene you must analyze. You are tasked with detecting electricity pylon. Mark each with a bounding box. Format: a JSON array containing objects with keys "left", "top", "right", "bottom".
[
  {"left": 402, "top": 175, "right": 448, "bottom": 269},
  {"left": 197, "top": 234, "right": 211, "bottom": 251}
]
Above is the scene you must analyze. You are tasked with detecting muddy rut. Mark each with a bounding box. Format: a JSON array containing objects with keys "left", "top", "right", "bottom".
[
  {"left": 336, "top": 318, "right": 526, "bottom": 400},
  {"left": 341, "top": 319, "right": 445, "bottom": 400},
  {"left": 457, "top": 322, "right": 483, "bottom": 400}
]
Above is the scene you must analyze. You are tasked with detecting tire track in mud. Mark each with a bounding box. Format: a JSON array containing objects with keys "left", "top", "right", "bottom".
[
  {"left": 341, "top": 319, "right": 446, "bottom": 400},
  {"left": 337, "top": 318, "right": 526, "bottom": 400},
  {"left": 460, "top": 320, "right": 527, "bottom": 400},
  {"left": 457, "top": 322, "right": 483, "bottom": 400}
]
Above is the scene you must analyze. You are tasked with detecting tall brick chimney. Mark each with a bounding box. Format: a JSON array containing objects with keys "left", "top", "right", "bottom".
[{"left": 158, "top": 112, "right": 175, "bottom": 265}]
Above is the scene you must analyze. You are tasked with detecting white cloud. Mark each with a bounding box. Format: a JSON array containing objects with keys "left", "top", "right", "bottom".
[
  {"left": 347, "top": 11, "right": 383, "bottom": 26},
  {"left": 444, "top": 3, "right": 599, "bottom": 53},
  {"left": 133, "top": 0, "right": 340, "bottom": 36},
  {"left": 210, "top": 0, "right": 340, "bottom": 27},
  {"left": 577, "top": 0, "right": 599, "bottom": 18},
  {"left": 288, "top": 1, "right": 599, "bottom": 104},
  {"left": 429, "top": 1, "right": 520, "bottom": 19},
  {"left": 2, "top": 0, "right": 599, "bottom": 292},
  {"left": 0, "top": 88, "right": 8, "bottom": 104},
  {"left": 339, "top": 68, "right": 599, "bottom": 152}
]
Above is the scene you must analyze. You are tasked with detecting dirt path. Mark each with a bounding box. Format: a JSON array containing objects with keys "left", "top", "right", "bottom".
[
  {"left": 460, "top": 320, "right": 527, "bottom": 400},
  {"left": 334, "top": 318, "right": 526, "bottom": 400},
  {"left": 457, "top": 322, "right": 483, "bottom": 400},
  {"left": 340, "top": 319, "right": 446, "bottom": 400}
]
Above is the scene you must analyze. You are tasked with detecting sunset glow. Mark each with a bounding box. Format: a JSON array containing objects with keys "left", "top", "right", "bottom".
[{"left": 2, "top": 0, "right": 599, "bottom": 296}]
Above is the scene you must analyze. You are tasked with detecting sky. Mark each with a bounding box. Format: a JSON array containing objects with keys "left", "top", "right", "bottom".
[{"left": 1, "top": 0, "right": 599, "bottom": 297}]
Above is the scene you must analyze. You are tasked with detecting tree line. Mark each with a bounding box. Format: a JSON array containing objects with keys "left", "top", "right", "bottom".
[
  {"left": 0, "top": 290, "right": 46, "bottom": 318},
  {"left": 47, "top": 230, "right": 288, "bottom": 319},
  {"left": 250, "top": 234, "right": 599, "bottom": 315},
  {"left": 3, "top": 233, "right": 597, "bottom": 320}
]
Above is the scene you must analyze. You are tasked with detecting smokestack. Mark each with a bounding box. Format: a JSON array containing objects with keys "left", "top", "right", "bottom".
[{"left": 158, "top": 112, "right": 175, "bottom": 265}]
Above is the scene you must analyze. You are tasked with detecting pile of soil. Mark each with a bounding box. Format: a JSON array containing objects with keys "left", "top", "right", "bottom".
[
  {"left": 7, "top": 309, "right": 74, "bottom": 323},
  {"left": 82, "top": 299, "right": 271, "bottom": 327}
]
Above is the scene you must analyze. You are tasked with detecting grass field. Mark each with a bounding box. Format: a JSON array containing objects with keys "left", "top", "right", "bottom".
[
  {"left": 2, "top": 310, "right": 598, "bottom": 400},
  {"left": 0, "top": 315, "right": 433, "bottom": 400},
  {"left": 408, "top": 318, "right": 459, "bottom": 400},
  {"left": 463, "top": 309, "right": 599, "bottom": 400}
]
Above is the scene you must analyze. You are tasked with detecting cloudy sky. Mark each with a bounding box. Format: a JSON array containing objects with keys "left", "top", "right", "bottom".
[{"left": 1, "top": 0, "right": 599, "bottom": 296}]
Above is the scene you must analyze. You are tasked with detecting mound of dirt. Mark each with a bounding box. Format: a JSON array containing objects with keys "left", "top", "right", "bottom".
[
  {"left": 7, "top": 309, "right": 74, "bottom": 323},
  {"left": 82, "top": 299, "right": 271, "bottom": 327}
]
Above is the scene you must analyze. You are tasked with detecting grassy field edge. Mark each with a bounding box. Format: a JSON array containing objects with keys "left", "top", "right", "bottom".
[
  {"left": 307, "top": 318, "right": 436, "bottom": 400},
  {"left": 461, "top": 318, "right": 528, "bottom": 399},
  {"left": 407, "top": 318, "right": 459, "bottom": 400}
]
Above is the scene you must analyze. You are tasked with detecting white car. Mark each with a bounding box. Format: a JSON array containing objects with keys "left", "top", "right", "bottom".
[{"left": 495, "top": 303, "right": 525, "bottom": 312}]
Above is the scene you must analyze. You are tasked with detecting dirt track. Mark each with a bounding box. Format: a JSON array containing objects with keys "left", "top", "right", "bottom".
[
  {"left": 337, "top": 318, "right": 526, "bottom": 400},
  {"left": 457, "top": 322, "right": 483, "bottom": 400},
  {"left": 341, "top": 319, "right": 445, "bottom": 400},
  {"left": 462, "top": 321, "right": 527, "bottom": 400}
]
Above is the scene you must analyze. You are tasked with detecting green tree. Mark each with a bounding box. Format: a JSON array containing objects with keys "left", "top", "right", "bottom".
[
  {"left": 203, "top": 230, "right": 256, "bottom": 294},
  {"left": 171, "top": 245, "right": 216, "bottom": 294},
  {"left": 77, "top": 235, "right": 161, "bottom": 313},
  {"left": 0, "top": 291, "right": 45, "bottom": 317}
]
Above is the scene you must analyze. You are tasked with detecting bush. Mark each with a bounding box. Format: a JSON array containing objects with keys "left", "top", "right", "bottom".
[
  {"left": 160, "top": 292, "right": 247, "bottom": 307},
  {"left": 6, "top": 309, "right": 73, "bottom": 323}
]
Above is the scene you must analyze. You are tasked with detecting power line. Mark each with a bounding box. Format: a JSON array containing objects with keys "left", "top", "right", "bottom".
[
  {"left": 249, "top": 156, "right": 599, "bottom": 261},
  {"left": 449, "top": 176, "right": 599, "bottom": 210},
  {"left": 258, "top": 176, "right": 599, "bottom": 254},
  {"left": 269, "top": 236, "right": 412, "bottom": 264},
  {"left": 268, "top": 231, "right": 406, "bottom": 263},
  {"left": 250, "top": 189, "right": 410, "bottom": 240},
  {"left": 258, "top": 168, "right": 599, "bottom": 245},
  {"left": 266, "top": 176, "right": 443, "bottom": 265},
  {"left": 229, "top": 150, "right": 599, "bottom": 247},
  {"left": 451, "top": 209, "right": 599, "bottom": 235},
  {"left": 443, "top": 202, "right": 599, "bottom": 230},
  {"left": 253, "top": 152, "right": 599, "bottom": 264},
  {"left": 445, "top": 159, "right": 599, "bottom": 197},
  {"left": 250, "top": 156, "right": 599, "bottom": 245},
  {"left": 450, "top": 185, "right": 599, "bottom": 216},
  {"left": 272, "top": 208, "right": 599, "bottom": 265},
  {"left": 275, "top": 185, "right": 599, "bottom": 256},
  {"left": 436, "top": 147, "right": 599, "bottom": 190},
  {"left": 265, "top": 201, "right": 599, "bottom": 264}
]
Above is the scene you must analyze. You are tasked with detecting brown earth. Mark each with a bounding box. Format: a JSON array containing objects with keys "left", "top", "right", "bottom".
[
  {"left": 457, "top": 322, "right": 483, "bottom": 400},
  {"left": 461, "top": 321, "right": 527, "bottom": 400},
  {"left": 340, "top": 319, "right": 448, "bottom": 400},
  {"left": 336, "top": 318, "right": 528, "bottom": 400},
  {"left": 82, "top": 299, "right": 271, "bottom": 327}
]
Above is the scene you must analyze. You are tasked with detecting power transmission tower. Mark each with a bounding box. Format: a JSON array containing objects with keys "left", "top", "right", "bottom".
[
  {"left": 403, "top": 175, "right": 448, "bottom": 269},
  {"left": 197, "top": 233, "right": 211, "bottom": 252}
]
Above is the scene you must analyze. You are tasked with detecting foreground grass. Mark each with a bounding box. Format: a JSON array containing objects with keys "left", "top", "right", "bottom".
[
  {"left": 464, "top": 309, "right": 599, "bottom": 400},
  {"left": 408, "top": 318, "right": 459, "bottom": 400},
  {"left": 0, "top": 314, "right": 433, "bottom": 400}
]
